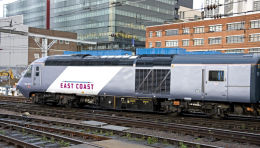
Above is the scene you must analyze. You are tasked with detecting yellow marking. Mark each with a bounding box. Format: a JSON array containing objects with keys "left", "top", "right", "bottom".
[
  {"left": 143, "top": 101, "right": 149, "bottom": 104},
  {"left": 128, "top": 98, "right": 136, "bottom": 103}
]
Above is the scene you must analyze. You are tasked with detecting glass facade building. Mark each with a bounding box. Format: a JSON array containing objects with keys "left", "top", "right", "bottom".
[{"left": 5, "top": 0, "right": 178, "bottom": 50}]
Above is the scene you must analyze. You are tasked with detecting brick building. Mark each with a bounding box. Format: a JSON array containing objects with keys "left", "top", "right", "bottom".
[
  {"left": 28, "top": 27, "right": 77, "bottom": 64},
  {"left": 146, "top": 13, "right": 260, "bottom": 54}
]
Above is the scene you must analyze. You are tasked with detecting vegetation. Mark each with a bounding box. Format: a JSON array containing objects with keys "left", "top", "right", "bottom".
[
  {"left": 147, "top": 137, "right": 158, "bottom": 145},
  {"left": 59, "top": 140, "right": 70, "bottom": 147},
  {"left": 179, "top": 142, "right": 187, "bottom": 148}
]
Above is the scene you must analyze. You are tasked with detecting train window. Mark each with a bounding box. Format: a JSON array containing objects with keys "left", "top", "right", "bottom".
[
  {"left": 209, "top": 71, "right": 224, "bottom": 81},
  {"left": 36, "top": 66, "right": 39, "bottom": 71},
  {"left": 24, "top": 66, "right": 32, "bottom": 78}
]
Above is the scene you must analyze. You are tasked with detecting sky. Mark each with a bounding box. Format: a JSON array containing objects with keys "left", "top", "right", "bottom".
[
  {"left": 193, "top": 0, "right": 204, "bottom": 10},
  {"left": 0, "top": 0, "right": 204, "bottom": 17}
]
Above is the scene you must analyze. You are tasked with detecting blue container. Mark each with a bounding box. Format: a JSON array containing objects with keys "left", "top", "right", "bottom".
[
  {"left": 136, "top": 48, "right": 187, "bottom": 55},
  {"left": 64, "top": 48, "right": 224, "bottom": 56},
  {"left": 64, "top": 50, "right": 132, "bottom": 56}
]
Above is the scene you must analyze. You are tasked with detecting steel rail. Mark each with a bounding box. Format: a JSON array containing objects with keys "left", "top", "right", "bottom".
[
  {"left": 0, "top": 114, "right": 221, "bottom": 148},
  {"left": 0, "top": 121, "right": 85, "bottom": 146},
  {"left": 0, "top": 134, "right": 41, "bottom": 148}
]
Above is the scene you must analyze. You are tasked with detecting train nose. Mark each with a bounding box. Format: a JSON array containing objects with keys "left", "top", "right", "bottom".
[
  {"left": 16, "top": 79, "right": 23, "bottom": 91},
  {"left": 16, "top": 81, "right": 23, "bottom": 94},
  {"left": 16, "top": 83, "right": 21, "bottom": 92},
  {"left": 16, "top": 79, "right": 30, "bottom": 98}
]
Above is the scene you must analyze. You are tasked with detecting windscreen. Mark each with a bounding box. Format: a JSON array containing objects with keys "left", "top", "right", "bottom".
[{"left": 22, "top": 65, "right": 32, "bottom": 78}]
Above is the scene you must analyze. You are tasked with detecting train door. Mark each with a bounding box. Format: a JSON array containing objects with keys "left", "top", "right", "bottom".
[
  {"left": 204, "top": 65, "right": 228, "bottom": 102},
  {"left": 32, "top": 65, "right": 41, "bottom": 87}
]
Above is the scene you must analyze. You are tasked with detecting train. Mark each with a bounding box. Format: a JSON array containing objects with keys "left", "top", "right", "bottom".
[{"left": 17, "top": 54, "right": 260, "bottom": 117}]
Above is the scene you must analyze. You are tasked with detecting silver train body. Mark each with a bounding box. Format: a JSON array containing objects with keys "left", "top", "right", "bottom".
[{"left": 17, "top": 54, "right": 260, "bottom": 116}]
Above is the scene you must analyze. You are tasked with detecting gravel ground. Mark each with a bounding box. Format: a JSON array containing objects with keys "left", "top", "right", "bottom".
[
  {"left": 128, "top": 128, "right": 259, "bottom": 148},
  {"left": 0, "top": 109, "right": 259, "bottom": 148}
]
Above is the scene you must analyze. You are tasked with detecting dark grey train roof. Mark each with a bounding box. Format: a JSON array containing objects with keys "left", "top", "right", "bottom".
[
  {"left": 42, "top": 54, "right": 260, "bottom": 66},
  {"left": 172, "top": 54, "right": 260, "bottom": 64}
]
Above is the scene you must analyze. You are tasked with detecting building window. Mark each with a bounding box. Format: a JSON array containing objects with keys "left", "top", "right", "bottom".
[
  {"left": 156, "top": 31, "right": 162, "bottom": 37},
  {"left": 149, "top": 31, "right": 153, "bottom": 38},
  {"left": 227, "top": 22, "right": 245, "bottom": 31},
  {"left": 209, "top": 25, "right": 222, "bottom": 32},
  {"left": 225, "top": 49, "right": 244, "bottom": 53},
  {"left": 149, "top": 42, "right": 153, "bottom": 48},
  {"left": 34, "top": 53, "right": 40, "bottom": 59},
  {"left": 250, "top": 20, "right": 260, "bottom": 29},
  {"left": 165, "top": 40, "right": 178, "bottom": 47},
  {"left": 183, "top": 28, "right": 189, "bottom": 34},
  {"left": 165, "top": 29, "right": 178, "bottom": 36},
  {"left": 155, "top": 41, "right": 161, "bottom": 47},
  {"left": 226, "top": 35, "right": 244, "bottom": 44},
  {"left": 194, "top": 26, "right": 204, "bottom": 34},
  {"left": 65, "top": 41, "right": 69, "bottom": 44},
  {"left": 193, "top": 38, "right": 204, "bottom": 46},
  {"left": 208, "top": 37, "right": 222, "bottom": 45},
  {"left": 209, "top": 71, "right": 224, "bottom": 81},
  {"left": 249, "top": 34, "right": 260, "bottom": 42},
  {"left": 249, "top": 48, "right": 260, "bottom": 53},
  {"left": 59, "top": 40, "right": 64, "bottom": 44},
  {"left": 254, "top": 1, "right": 260, "bottom": 11},
  {"left": 182, "top": 39, "right": 189, "bottom": 46}
]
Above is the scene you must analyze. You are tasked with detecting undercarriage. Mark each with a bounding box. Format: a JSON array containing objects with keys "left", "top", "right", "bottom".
[{"left": 31, "top": 93, "right": 260, "bottom": 117}]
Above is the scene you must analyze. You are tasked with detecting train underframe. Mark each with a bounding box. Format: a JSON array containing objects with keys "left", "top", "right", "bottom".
[{"left": 31, "top": 93, "right": 260, "bottom": 117}]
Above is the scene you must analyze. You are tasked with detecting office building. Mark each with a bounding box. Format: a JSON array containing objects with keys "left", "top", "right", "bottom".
[
  {"left": 146, "top": 13, "right": 260, "bottom": 54},
  {"left": 204, "top": 0, "right": 259, "bottom": 19},
  {"left": 5, "top": 0, "right": 179, "bottom": 50}
]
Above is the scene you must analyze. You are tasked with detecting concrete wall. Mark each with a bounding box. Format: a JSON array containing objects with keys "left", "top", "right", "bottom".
[
  {"left": 0, "top": 15, "right": 78, "bottom": 67},
  {"left": 0, "top": 15, "right": 28, "bottom": 67},
  {"left": 179, "top": 6, "right": 202, "bottom": 21}
]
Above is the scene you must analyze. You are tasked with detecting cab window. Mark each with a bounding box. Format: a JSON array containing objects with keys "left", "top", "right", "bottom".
[
  {"left": 24, "top": 66, "right": 32, "bottom": 77},
  {"left": 209, "top": 70, "right": 224, "bottom": 81}
]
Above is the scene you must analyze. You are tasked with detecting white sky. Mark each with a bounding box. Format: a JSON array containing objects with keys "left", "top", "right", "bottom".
[
  {"left": 0, "top": 0, "right": 17, "bottom": 17},
  {"left": 193, "top": 0, "right": 204, "bottom": 10}
]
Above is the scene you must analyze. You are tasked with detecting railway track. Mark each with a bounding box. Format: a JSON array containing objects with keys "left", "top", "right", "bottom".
[
  {"left": 1, "top": 100, "right": 259, "bottom": 134},
  {"left": 0, "top": 101, "right": 259, "bottom": 147},
  {"left": 0, "top": 114, "right": 220, "bottom": 148},
  {"left": 0, "top": 121, "right": 86, "bottom": 148},
  {"left": 0, "top": 96, "right": 31, "bottom": 103}
]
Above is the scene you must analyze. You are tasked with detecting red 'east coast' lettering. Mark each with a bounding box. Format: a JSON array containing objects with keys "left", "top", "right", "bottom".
[{"left": 61, "top": 82, "right": 94, "bottom": 90}]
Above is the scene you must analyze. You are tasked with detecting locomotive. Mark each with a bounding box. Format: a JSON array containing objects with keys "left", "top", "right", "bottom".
[{"left": 17, "top": 54, "right": 260, "bottom": 117}]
